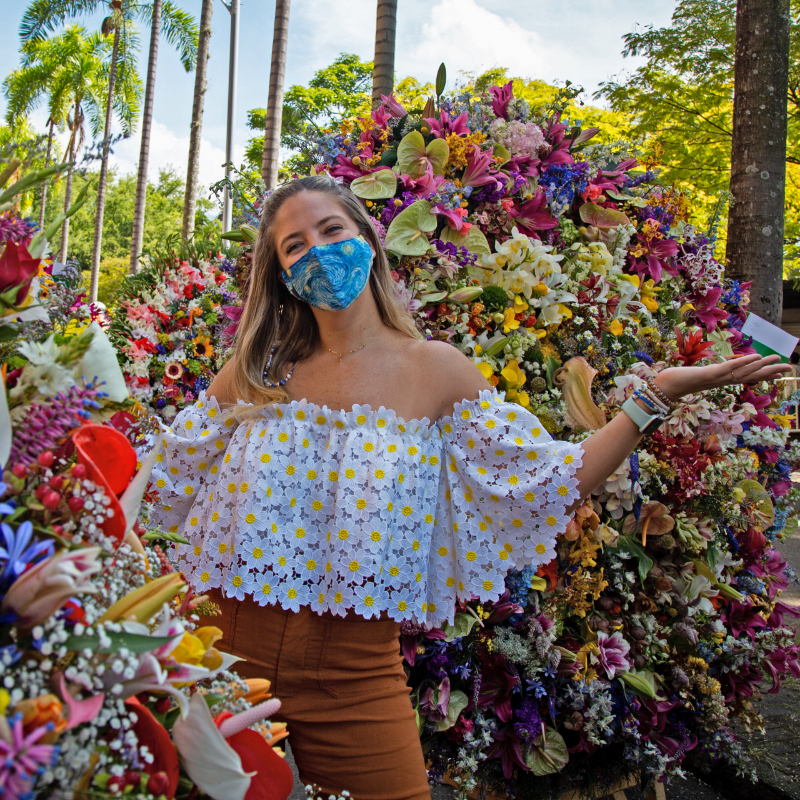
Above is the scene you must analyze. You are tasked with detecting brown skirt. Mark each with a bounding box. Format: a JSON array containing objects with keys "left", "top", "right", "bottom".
[{"left": 203, "top": 590, "right": 431, "bottom": 800}]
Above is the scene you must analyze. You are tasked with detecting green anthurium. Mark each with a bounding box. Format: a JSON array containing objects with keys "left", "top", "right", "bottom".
[
  {"left": 397, "top": 131, "right": 450, "bottom": 178},
  {"left": 735, "top": 478, "right": 775, "bottom": 530},
  {"left": 418, "top": 291, "right": 448, "bottom": 307},
  {"left": 579, "top": 202, "right": 632, "bottom": 230},
  {"left": 384, "top": 201, "right": 437, "bottom": 255},
  {"left": 441, "top": 612, "right": 481, "bottom": 642},
  {"left": 492, "top": 143, "right": 511, "bottom": 163},
  {"left": 350, "top": 169, "right": 398, "bottom": 200},
  {"left": 433, "top": 690, "right": 469, "bottom": 733},
  {"left": 439, "top": 224, "right": 491, "bottom": 256},
  {"left": 525, "top": 728, "right": 569, "bottom": 776}
]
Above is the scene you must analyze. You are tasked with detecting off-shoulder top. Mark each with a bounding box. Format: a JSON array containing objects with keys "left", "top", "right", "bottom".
[{"left": 149, "top": 389, "right": 584, "bottom": 627}]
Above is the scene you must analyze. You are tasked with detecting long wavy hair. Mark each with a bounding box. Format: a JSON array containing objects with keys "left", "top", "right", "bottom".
[{"left": 229, "top": 175, "right": 419, "bottom": 409}]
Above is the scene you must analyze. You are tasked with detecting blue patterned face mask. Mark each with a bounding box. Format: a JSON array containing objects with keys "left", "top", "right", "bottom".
[{"left": 281, "top": 235, "right": 373, "bottom": 311}]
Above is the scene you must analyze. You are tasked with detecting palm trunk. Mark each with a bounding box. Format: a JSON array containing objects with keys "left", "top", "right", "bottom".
[
  {"left": 58, "top": 104, "right": 79, "bottom": 264},
  {"left": 129, "top": 0, "right": 163, "bottom": 274},
  {"left": 182, "top": 0, "right": 213, "bottom": 239},
  {"left": 725, "top": 0, "right": 791, "bottom": 324},
  {"left": 89, "top": 24, "right": 121, "bottom": 304},
  {"left": 38, "top": 118, "right": 55, "bottom": 231},
  {"left": 372, "top": 0, "right": 397, "bottom": 109},
  {"left": 261, "top": 0, "right": 290, "bottom": 189}
]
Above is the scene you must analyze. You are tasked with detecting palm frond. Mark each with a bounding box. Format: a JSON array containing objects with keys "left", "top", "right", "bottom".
[
  {"left": 20, "top": 0, "right": 101, "bottom": 42},
  {"left": 147, "top": 0, "right": 199, "bottom": 71}
]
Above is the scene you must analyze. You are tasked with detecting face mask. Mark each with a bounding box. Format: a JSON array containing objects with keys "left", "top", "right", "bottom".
[{"left": 281, "top": 235, "right": 373, "bottom": 311}]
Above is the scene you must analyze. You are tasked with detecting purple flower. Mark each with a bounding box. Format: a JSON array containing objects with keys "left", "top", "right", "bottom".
[
  {"left": 0, "top": 521, "right": 54, "bottom": 592},
  {"left": 418, "top": 676, "right": 450, "bottom": 722},
  {"left": 722, "top": 599, "right": 768, "bottom": 639},
  {"left": 423, "top": 110, "right": 469, "bottom": 139},
  {"left": 767, "top": 600, "right": 800, "bottom": 628},
  {"left": 513, "top": 696, "right": 542, "bottom": 742},
  {"left": 0, "top": 716, "right": 58, "bottom": 798},
  {"left": 596, "top": 630, "right": 631, "bottom": 679},
  {"left": 763, "top": 645, "right": 800, "bottom": 693},
  {"left": 490, "top": 80, "right": 514, "bottom": 120},
  {"left": 0, "top": 211, "right": 37, "bottom": 245},
  {"left": 751, "top": 550, "right": 790, "bottom": 599}
]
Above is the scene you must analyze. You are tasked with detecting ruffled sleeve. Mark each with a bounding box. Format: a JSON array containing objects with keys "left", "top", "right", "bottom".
[
  {"left": 434, "top": 391, "right": 584, "bottom": 600},
  {"left": 149, "top": 393, "right": 237, "bottom": 536}
]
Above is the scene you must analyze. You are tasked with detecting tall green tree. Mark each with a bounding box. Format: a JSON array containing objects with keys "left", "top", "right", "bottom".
[
  {"left": 261, "top": 0, "right": 291, "bottom": 189},
  {"left": 5, "top": 24, "right": 139, "bottom": 262},
  {"left": 597, "top": 0, "right": 800, "bottom": 263},
  {"left": 129, "top": 0, "right": 197, "bottom": 273},
  {"left": 20, "top": 0, "right": 197, "bottom": 300}
]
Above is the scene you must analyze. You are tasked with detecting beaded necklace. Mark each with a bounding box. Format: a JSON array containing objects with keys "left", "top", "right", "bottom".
[{"left": 262, "top": 348, "right": 297, "bottom": 388}]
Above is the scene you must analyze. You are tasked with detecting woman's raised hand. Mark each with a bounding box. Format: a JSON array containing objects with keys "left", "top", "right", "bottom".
[{"left": 655, "top": 353, "right": 792, "bottom": 402}]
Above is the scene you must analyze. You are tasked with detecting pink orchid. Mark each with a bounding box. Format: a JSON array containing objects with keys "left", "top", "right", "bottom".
[
  {"left": 489, "top": 80, "right": 514, "bottom": 120},
  {"left": 508, "top": 191, "right": 558, "bottom": 237},
  {"left": 423, "top": 110, "right": 469, "bottom": 139},
  {"left": 381, "top": 92, "right": 407, "bottom": 117},
  {"left": 596, "top": 630, "right": 631, "bottom": 679},
  {"left": 462, "top": 146, "right": 501, "bottom": 188}
]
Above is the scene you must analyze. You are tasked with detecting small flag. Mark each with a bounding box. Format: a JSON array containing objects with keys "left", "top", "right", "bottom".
[{"left": 741, "top": 313, "right": 799, "bottom": 363}]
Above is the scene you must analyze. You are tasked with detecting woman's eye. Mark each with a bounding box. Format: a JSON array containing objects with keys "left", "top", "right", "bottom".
[
  {"left": 286, "top": 242, "right": 302, "bottom": 253},
  {"left": 325, "top": 225, "right": 343, "bottom": 235}
]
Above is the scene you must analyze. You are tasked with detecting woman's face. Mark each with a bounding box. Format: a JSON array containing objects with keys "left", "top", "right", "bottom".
[{"left": 272, "top": 191, "right": 367, "bottom": 273}]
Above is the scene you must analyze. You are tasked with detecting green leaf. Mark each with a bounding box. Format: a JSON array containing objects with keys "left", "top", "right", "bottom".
[
  {"left": 433, "top": 689, "right": 468, "bottom": 732},
  {"left": 397, "top": 131, "right": 450, "bottom": 178},
  {"left": 484, "top": 336, "right": 510, "bottom": 357},
  {"left": 441, "top": 612, "right": 480, "bottom": 642},
  {"left": 350, "top": 170, "right": 398, "bottom": 200},
  {"left": 493, "top": 144, "right": 511, "bottom": 162},
  {"left": 418, "top": 291, "right": 448, "bottom": 307},
  {"left": 544, "top": 355, "right": 561, "bottom": 390},
  {"left": 66, "top": 631, "right": 178, "bottom": 655},
  {"left": 439, "top": 225, "right": 491, "bottom": 256},
  {"left": 436, "top": 63, "right": 447, "bottom": 97},
  {"left": 378, "top": 147, "right": 397, "bottom": 167},
  {"left": 619, "top": 670, "right": 657, "bottom": 700},
  {"left": 617, "top": 535, "right": 654, "bottom": 585},
  {"left": 221, "top": 229, "right": 245, "bottom": 242},
  {"left": 525, "top": 728, "right": 569, "bottom": 775},
  {"left": 384, "top": 201, "right": 436, "bottom": 255},
  {"left": 142, "top": 530, "right": 190, "bottom": 545}
]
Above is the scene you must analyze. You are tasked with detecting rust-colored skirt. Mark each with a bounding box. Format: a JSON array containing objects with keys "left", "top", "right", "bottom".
[{"left": 205, "top": 591, "right": 431, "bottom": 800}]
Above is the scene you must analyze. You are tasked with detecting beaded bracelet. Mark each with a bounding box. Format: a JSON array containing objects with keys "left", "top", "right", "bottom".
[
  {"left": 646, "top": 377, "right": 678, "bottom": 411},
  {"left": 638, "top": 385, "right": 670, "bottom": 414}
]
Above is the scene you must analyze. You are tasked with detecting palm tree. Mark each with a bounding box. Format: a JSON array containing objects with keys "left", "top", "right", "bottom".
[
  {"left": 4, "top": 25, "right": 139, "bottom": 262},
  {"left": 20, "top": 0, "right": 197, "bottom": 300},
  {"left": 182, "top": 0, "right": 213, "bottom": 239},
  {"left": 372, "top": 0, "right": 397, "bottom": 108},
  {"left": 130, "top": 0, "right": 198, "bottom": 273},
  {"left": 261, "top": 0, "right": 290, "bottom": 190}
]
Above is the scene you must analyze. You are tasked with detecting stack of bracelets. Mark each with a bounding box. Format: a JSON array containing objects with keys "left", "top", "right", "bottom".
[
  {"left": 634, "top": 377, "right": 679, "bottom": 416},
  {"left": 620, "top": 377, "right": 680, "bottom": 435}
]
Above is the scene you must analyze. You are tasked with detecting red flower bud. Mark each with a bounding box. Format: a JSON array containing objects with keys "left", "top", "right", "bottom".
[
  {"left": 154, "top": 697, "right": 172, "bottom": 714},
  {"left": 71, "top": 464, "right": 87, "bottom": 479},
  {"left": 124, "top": 770, "right": 141, "bottom": 788},
  {"left": 42, "top": 490, "right": 61, "bottom": 511},
  {"left": 49, "top": 475, "right": 65, "bottom": 491},
  {"left": 106, "top": 776, "right": 125, "bottom": 794},
  {"left": 11, "top": 464, "right": 26, "bottom": 478},
  {"left": 51, "top": 524, "right": 64, "bottom": 536},
  {"left": 146, "top": 772, "right": 171, "bottom": 795},
  {"left": 37, "top": 452, "right": 54, "bottom": 467},
  {"left": 67, "top": 496, "right": 85, "bottom": 514},
  {"left": 34, "top": 485, "right": 49, "bottom": 501}
]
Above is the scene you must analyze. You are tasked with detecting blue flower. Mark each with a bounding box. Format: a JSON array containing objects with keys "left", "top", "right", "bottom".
[{"left": 0, "top": 521, "right": 54, "bottom": 592}]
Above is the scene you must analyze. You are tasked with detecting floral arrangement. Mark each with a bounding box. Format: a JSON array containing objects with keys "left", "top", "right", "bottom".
[
  {"left": 112, "top": 73, "right": 800, "bottom": 798},
  {"left": 0, "top": 169, "right": 293, "bottom": 800},
  {"left": 109, "top": 241, "right": 245, "bottom": 420}
]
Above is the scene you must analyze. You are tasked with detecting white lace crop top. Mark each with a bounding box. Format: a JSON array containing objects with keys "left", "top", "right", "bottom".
[{"left": 150, "top": 389, "right": 584, "bottom": 627}]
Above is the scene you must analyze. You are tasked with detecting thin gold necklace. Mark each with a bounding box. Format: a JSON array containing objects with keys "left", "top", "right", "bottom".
[{"left": 325, "top": 334, "right": 375, "bottom": 363}]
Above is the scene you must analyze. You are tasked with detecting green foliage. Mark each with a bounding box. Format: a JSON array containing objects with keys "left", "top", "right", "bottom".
[
  {"left": 44, "top": 165, "right": 218, "bottom": 270},
  {"left": 596, "top": 0, "right": 800, "bottom": 263},
  {"left": 96, "top": 256, "right": 129, "bottom": 306}
]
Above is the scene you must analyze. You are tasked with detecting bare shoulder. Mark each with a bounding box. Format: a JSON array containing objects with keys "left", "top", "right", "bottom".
[
  {"left": 206, "top": 360, "right": 237, "bottom": 407},
  {"left": 403, "top": 338, "right": 490, "bottom": 419}
]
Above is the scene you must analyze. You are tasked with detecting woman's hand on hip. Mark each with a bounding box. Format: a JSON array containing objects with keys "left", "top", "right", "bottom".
[{"left": 655, "top": 353, "right": 792, "bottom": 401}]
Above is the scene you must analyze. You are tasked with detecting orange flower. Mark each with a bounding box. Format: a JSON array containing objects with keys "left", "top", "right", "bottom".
[{"left": 14, "top": 694, "right": 68, "bottom": 742}]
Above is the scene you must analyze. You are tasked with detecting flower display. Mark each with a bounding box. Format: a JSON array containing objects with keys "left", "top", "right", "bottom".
[
  {"left": 0, "top": 185, "right": 291, "bottom": 800},
  {"left": 114, "top": 75, "right": 800, "bottom": 797}
]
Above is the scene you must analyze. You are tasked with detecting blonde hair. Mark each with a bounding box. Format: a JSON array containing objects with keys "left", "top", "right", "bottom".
[{"left": 229, "top": 175, "right": 419, "bottom": 409}]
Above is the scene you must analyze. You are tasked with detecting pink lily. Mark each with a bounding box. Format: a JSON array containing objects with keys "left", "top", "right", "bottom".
[
  {"left": 508, "top": 191, "right": 558, "bottom": 238},
  {"left": 371, "top": 105, "right": 392, "bottom": 126},
  {"left": 740, "top": 387, "right": 778, "bottom": 430},
  {"left": 489, "top": 80, "right": 514, "bottom": 120},
  {"left": 462, "top": 146, "right": 501, "bottom": 188},
  {"left": 505, "top": 153, "right": 541, "bottom": 178},
  {"left": 722, "top": 599, "right": 767, "bottom": 639},
  {"left": 399, "top": 166, "right": 445, "bottom": 198},
  {"left": 689, "top": 286, "right": 728, "bottom": 332},
  {"left": 55, "top": 673, "right": 105, "bottom": 729},
  {"left": 540, "top": 115, "right": 574, "bottom": 167},
  {"left": 751, "top": 550, "right": 790, "bottom": 599},
  {"left": 627, "top": 235, "right": 679, "bottom": 283},
  {"left": 767, "top": 600, "right": 800, "bottom": 628},
  {"left": 591, "top": 158, "right": 639, "bottom": 192},
  {"left": 380, "top": 92, "right": 407, "bottom": 117},
  {"left": 763, "top": 644, "right": 800, "bottom": 693},
  {"left": 423, "top": 110, "right": 469, "bottom": 139}
]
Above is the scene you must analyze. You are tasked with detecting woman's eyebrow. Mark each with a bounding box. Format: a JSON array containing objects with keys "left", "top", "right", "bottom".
[{"left": 279, "top": 215, "right": 346, "bottom": 249}]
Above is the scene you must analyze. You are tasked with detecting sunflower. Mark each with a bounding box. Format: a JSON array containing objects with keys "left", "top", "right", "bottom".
[{"left": 194, "top": 335, "right": 213, "bottom": 358}]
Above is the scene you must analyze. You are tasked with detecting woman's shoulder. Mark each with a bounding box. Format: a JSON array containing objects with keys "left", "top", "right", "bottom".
[
  {"left": 403, "top": 338, "right": 490, "bottom": 420},
  {"left": 206, "top": 360, "right": 238, "bottom": 407}
]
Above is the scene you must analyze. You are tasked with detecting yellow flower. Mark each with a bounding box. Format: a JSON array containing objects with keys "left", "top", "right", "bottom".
[
  {"left": 501, "top": 360, "right": 525, "bottom": 390},
  {"left": 640, "top": 279, "right": 660, "bottom": 312},
  {"left": 476, "top": 362, "right": 496, "bottom": 384},
  {"left": 769, "top": 413, "right": 794, "bottom": 429},
  {"left": 607, "top": 319, "right": 624, "bottom": 336},
  {"left": 502, "top": 307, "right": 520, "bottom": 333},
  {"left": 172, "top": 626, "right": 224, "bottom": 671},
  {"left": 512, "top": 295, "right": 529, "bottom": 315},
  {"left": 193, "top": 334, "right": 213, "bottom": 358}
]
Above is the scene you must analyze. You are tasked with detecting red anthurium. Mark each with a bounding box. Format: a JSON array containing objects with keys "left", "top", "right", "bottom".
[
  {"left": 72, "top": 424, "right": 138, "bottom": 543},
  {"left": 125, "top": 698, "right": 180, "bottom": 799},
  {"left": 227, "top": 728, "right": 294, "bottom": 800},
  {"left": 0, "top": 241, "right": 41, "bottom": 306}
]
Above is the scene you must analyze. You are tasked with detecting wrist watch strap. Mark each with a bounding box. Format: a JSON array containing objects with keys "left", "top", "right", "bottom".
[{"left": 621, "top": 395, "right": 665, "bottom": 435}]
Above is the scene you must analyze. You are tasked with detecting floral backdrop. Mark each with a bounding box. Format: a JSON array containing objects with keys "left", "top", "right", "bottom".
[{"left": 106, "top": 77, "right": 800, "bottom": 799}]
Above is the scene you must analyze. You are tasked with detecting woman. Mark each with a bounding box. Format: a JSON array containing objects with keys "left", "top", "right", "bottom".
[{"left": 151, "top": 176, "right": 787, "bottom": 799}]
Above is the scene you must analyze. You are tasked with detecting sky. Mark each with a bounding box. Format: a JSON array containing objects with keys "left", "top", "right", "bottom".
[{"left": 0, "top": 0, "right": 677, "bottom": 194}]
